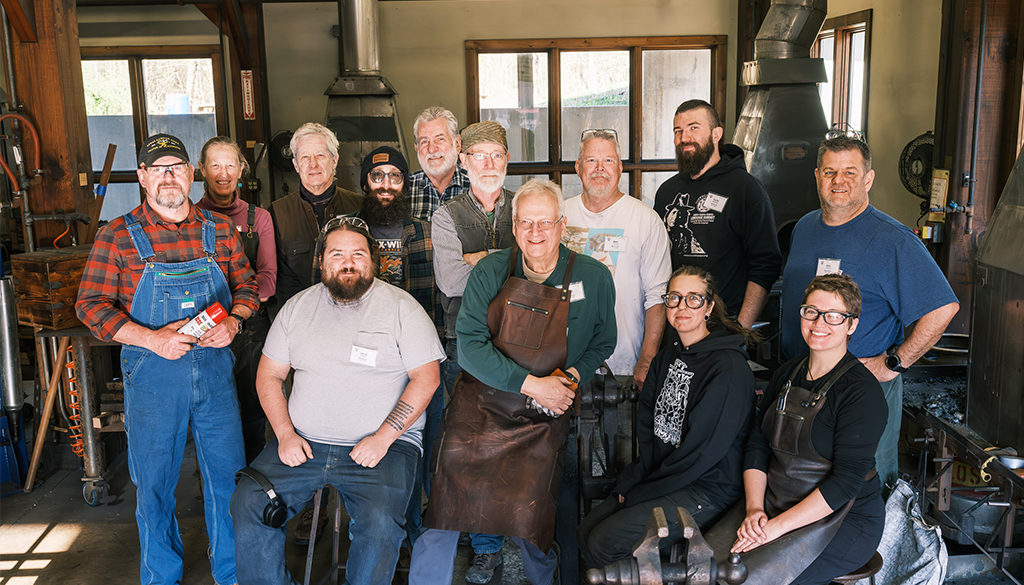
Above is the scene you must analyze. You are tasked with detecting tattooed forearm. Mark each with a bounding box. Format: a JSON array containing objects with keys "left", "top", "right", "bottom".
[{"left": 382, "top": 400, "right": 415, "bottom": 433}]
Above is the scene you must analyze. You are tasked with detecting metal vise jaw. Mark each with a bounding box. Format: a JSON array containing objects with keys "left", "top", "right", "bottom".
[{"left": 586, "top": 506, "right": 747, "bottom": 585}]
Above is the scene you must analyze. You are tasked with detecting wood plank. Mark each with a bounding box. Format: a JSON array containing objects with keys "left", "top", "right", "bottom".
[{"left": 0, "top": 0, "right": 36, "bottom": 42}]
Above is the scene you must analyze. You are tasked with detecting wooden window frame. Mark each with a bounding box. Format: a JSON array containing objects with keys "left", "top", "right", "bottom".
[
  {"left": 465, "top": 36, "right": 728, "bottom": 199},
  {"left": 813, "top": 10, "right": 872, "bottom": 134},
  {"left": 81, "top": 45, "right": 227, "bottom": 185}
]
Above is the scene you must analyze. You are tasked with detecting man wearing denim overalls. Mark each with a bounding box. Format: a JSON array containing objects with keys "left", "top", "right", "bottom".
[{"left": 77, "top": 133, "right": 259, "bottom": 585}]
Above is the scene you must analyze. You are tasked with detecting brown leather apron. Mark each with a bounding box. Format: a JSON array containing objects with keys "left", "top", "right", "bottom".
[
  {"left": 706, "top": 358, "right": 866, "bottom": 584},
  {"left": 424, "top": 244, "right": 576, "bottom": 553}
]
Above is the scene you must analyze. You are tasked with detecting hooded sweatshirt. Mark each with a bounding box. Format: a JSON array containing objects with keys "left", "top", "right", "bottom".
[
  {"left": 613, "top": 328, "right": 755, "bottom": 508},
  {"left": 653, "top": 144, "right": 782, "bottom": 314}
]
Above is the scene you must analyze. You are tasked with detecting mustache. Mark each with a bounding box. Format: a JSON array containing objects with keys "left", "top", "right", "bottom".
[{"left": 588, "top": 171, "right": 612, "bottom": 180}]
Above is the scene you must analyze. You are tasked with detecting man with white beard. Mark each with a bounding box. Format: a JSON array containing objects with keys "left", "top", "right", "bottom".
[
  {"left": 427, "top": 120, "right": 516, "bottom": 583},
  {"left": 409, "top": 107, "right": 470, "bottom": 221}
]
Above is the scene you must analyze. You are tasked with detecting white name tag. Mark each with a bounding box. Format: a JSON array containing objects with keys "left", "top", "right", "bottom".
[
  {"left": 350, "top": 345, "right": 378, "bottom": 367},
  {"left": 236, "top": 225, "right": 244, "bottom": 232},
  {"left": 603, "top": 236, "right": 627, "bottom": 252},
  {"left": 704, "top": 193, "right": 728, "bottom": 212},
  {"left": 816, "top": 258, "right": 842, "bottom": 276},
  {"left": 569, "top": 281, "right": 585, "bottom": 302},
  {"left": 180, "top": 300, "right": 195, "bottom": 309}
]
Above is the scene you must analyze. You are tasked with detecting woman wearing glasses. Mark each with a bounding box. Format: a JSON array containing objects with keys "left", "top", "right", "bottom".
[
  {"left": 577, "top": 264, "right": 758, "bottom": 570},
  {"left": 721, "top": 273, "right": 886, "bottom": 585}
]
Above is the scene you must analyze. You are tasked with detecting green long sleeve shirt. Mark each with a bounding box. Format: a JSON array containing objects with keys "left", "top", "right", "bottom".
[{"left": 456, "top": 245, "right": 617, "bottom": 393}]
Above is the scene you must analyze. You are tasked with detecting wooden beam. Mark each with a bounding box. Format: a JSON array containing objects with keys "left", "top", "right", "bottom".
[
  {"left": 195, "top": 2, "right": 250, "bottom": 70},
  {"left": 0, "top": 0, "right": 37, "bottom": 42}
]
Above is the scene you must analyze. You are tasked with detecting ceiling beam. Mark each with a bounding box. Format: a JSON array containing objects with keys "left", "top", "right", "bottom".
[
  {"left": 1, "top": 0, "right": 38, "bottom": 42},
  {"left": 195, "top": 2, "right": 249, "bottom": 69}
]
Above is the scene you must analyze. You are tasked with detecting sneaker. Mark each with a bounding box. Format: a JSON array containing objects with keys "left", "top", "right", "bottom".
[
  {"left": 464, "top": 551, "right": 503, "bottom": 584},
  {"left": 293, "top": 506, "right": 329, "bottom": 545}
]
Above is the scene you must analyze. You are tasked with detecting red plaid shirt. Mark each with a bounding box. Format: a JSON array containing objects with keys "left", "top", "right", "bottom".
[{"left": 76, "top": 201, "right": 259, "bottom": 341}]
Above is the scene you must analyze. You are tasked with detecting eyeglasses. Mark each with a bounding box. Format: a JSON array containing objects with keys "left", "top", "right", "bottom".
[
  {"left": 799, "top": 305, "right": 857, "bottom": 325},
  {"left": 143, "top": 163, "right": 189, "bottom": 176},
  {"left": 661, "top": 292, "right": 707, "bottom": 309},
  {"left": 368, "top": 170, "right": 404, "bottom": 185},
  {"left": 824, "top": 123, "right": 866, "bottom": 144},
  {"left": 465, "top": 151, "right": 507, "bottom": 162},
  {"left": 515, "top": 217, "right": 563, "bottom": 232},
  {"left": 581, "top": 129, "right": 619, "bottom": 142},
  {"left": 320, "top": 215, "right": 368, "bottom": 236}
]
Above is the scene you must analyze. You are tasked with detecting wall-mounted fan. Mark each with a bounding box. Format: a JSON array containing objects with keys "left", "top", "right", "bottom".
[
  {"left": 899, "top": 131, "right": 934, "bottom": 199},
  {"left": 269, "top": 131, "right": 295, "bottom": 172}
]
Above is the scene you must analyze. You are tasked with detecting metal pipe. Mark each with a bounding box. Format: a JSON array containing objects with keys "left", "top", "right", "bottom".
[
  {"left": 0, "top": 6, "right": 32, "bottom": 251},
  {"left": 339, "top": 0, "right": 379, "bottom": 75},
  {"left": 964, "top": 0, "right": 988, "bottom": 234},
  {"left": 72, "top": 338, "right": 104, "bottom": 479},
  {"left": 0, "top": 278, "right": 22, "bottom": 440},
  {"left": 753, "top": 0, "right": 827, "bottom": 60}
]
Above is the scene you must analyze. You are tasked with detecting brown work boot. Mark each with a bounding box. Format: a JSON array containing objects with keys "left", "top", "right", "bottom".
[
  {"left": 464, "top": 551, "right": 503, "bottom": 584},
  {"left": 292, "top": 505, "right": 329, "bottom": 545}
]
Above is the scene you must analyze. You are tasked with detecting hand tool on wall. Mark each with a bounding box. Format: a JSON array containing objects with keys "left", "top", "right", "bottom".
[{"left": 85, "top": 144, "right": 117, "bottom": 245}]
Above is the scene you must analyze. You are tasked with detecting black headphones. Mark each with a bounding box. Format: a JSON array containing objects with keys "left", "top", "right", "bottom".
[{"left": 235, "top": 467, "right": 287, "bottom": 528}]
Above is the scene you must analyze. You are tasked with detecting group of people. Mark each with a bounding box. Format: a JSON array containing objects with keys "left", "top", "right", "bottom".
[{"left": 74, "top": 98, "right": 958, "bottom": 585}]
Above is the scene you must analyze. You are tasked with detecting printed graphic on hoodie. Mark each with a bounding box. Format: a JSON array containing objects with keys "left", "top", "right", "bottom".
[
  {"left": 662, "top": 191, "right": 728, "bottom": 259},
  {"left": 653, "top": 358, "right": 694, "bottom": 447}
]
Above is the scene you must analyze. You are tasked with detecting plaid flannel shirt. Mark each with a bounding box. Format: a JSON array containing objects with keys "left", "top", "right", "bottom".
[
  {"left": 76, "top": 201, "right": 260, "bottom": 342},
  {"left": 408, "top": 166, "right": 470, "bottom": 221}
]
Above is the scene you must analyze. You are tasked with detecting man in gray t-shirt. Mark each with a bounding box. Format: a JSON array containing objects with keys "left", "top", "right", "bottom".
[{"left": 231, "top": 220, "right": 444, "bottom": 585}]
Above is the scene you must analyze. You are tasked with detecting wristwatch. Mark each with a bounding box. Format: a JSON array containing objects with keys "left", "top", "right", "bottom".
[
  {"left": 885, "top": 345, "right": 908, "bottom": 373},
  {"left": 229, "top": 312, "right": 246, "bottom": 334}
]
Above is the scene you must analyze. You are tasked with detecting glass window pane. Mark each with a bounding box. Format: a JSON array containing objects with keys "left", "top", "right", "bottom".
[
  {"left": 141, "top": 58, "right": 217, "bottom": 164},
  {"left": 560, "top": 173, "right": 629, "bottom": 201},
  {"left": 641, "top": 49, "right": 712, "bottom": 160},
  {"left": 100, "top": 181, "right": 205, "bottom": 221},
  {"left": 479, "top": 53, "right": 549, "bottom": 163},
  {"left": 561, "top": 51, "right": 630, "bottom": 162},
  {"left": 83, "top": 60, "right": 138, "bottom": 172},
  {"left": 641, "top": 171, "right": 676, "bottom": 209},
  {"left": 503, "top": 174, "right": 548, "bottom": 194},
  {"left": 817, "top": 35, "right": 835, "bottom": 125},
  {"left": 847, "top": 30, "right": 866, "bottom": 132}
]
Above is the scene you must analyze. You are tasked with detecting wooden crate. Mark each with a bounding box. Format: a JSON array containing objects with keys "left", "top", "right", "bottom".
[{"left": 11, "top": 246, "right": 92, "bottom": 330}]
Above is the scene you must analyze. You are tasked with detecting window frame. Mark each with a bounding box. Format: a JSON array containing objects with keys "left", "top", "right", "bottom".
[
  {"left": 465, "top": 36, "right": 728, "bottom": 199},
  {"left": 80, "top": 45, "right": 228, "bottom": 186},
  {"left": 813, "top": 10, "right": 872, "bottom": 134}
]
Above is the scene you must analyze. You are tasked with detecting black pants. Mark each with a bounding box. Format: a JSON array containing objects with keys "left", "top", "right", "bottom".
[{"left": 577, "top": 487, "right": 727, "bottom": 568}]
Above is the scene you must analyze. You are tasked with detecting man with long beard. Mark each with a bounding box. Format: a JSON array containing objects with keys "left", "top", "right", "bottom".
[
  {"left": 345, "top": 146, "right": 443, "bottom": 545},
  {"left": 653, "top": 100, "right": 782, "bottom": 328},
  {"left": 409, "top": 107, "right": 470, "bottom": 221},
  {"left": 231, "top": 219, "right": 444, "bottom": 585}
]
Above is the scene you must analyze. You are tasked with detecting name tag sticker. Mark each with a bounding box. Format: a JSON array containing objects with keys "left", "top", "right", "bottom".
[
  {"left": 569, "top": 281, "right": 585, "bottom": 302},
  {"left": 236, "top": 225, "right": 244, "bottom": 232},
  {"left": 350, "top": 345, "right": 378, "bottom": 367},
  {"left": 704, "top": 193, "right": 728, "bottom": 212},
  {"left": 816, "top": 258, "right": 842, "bottom": 276},
  {"left": 603, "top": 236, "right": 627, "bottom": 252},
  {"left": 180, "top": 300, "right": 195, "bottom": 310}
]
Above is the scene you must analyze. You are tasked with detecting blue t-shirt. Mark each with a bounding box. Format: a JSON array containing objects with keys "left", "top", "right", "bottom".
[{"left": 781, "top": 206, "right": 958, "bottom": 360}]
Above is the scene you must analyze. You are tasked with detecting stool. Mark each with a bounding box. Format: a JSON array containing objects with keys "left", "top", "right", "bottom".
[{"left": 832, "top": 551, "right": 883, "bottom": 584}]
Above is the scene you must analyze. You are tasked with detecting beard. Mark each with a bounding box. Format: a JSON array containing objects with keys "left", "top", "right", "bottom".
[
  {"left": 417, "top": 147, "right": 458, "bottom": 178},
  {"left": 466, "top": 165, "right": 507, "bottom": 194},
  {"left": 675, "top": 136, "right": 716, "bottom": 178},
  {"left": 582, "top": 170, "right": 618, "bottom": 199},
  {"left": 362, "top": 185, "right": 410, "bottom": 226},
  {"left": 323, "top": 267, "right": 374, "bottom": 302},
  {"left": 154, "top": 183, "right": 189, "bottom": 209}
]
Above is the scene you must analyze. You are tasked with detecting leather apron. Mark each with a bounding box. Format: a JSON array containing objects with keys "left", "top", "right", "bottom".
[
  {"left": 231, "top": 203, "right": 271, "bottom": 424},
  {"left": 705, "top": 358, "right": 862, "bottom": 585},
  {"left": 425, "top": 244, "right": 576, "bottom": 553}
]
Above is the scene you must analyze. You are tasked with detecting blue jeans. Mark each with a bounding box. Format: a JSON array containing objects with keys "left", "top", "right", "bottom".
[
  {"left": 442, "top": 338, "right": 462, "bottom": 400},
  {"left": 231, "top": 437, "right": 419, "bottom": 585},
  {"left": 122, "top": 344, "right": 244, "bottom": 585},
  {"left": 409, "top": 529, "right": 556, "bottom": 585},
  {"left": 406, "top": 379, "right": 445, "bottom": 546}
]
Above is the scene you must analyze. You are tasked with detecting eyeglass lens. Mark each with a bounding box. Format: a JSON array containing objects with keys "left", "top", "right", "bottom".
[{"left": 369, "top": 171, "right": 404, "bottom": 184}]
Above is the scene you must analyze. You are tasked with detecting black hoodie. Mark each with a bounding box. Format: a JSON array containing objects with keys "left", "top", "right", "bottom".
[
  {"left": 613, "top": 329, "right": 755, "bottom": 508},
  {"left": 653, "top": 144, "right": 782, "bottom": 314}
]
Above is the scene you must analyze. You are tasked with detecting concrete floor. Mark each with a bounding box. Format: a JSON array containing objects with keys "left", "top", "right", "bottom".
[{"left": 0, "top": 442, "right": 532, "bottom": 585}]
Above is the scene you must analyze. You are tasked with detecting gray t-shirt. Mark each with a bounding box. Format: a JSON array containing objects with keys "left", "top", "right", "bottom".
[{"left": 263, "top": 278, "right": 445, "bottom": 450}]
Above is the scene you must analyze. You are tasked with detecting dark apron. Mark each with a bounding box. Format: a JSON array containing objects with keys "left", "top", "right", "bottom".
[
  {"left": 231, "top": 203, "right": 271, "bottom": 424},
  {"left": 424, "top": 245, "right": 576, "bottom": 553},
  {"left": 706, "top": 358, "right": 865, "bottom": 585}
]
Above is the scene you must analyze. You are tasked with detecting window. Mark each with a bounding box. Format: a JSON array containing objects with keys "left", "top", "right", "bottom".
[
  {"left": 467, "top": 36, "right": 727, "bottom": 206},
  {"left": 81, "top": 46, "right": 227, "bottom": 220},
  {"left": 813, "top": 10, "right": 871, "bottom": 135}
]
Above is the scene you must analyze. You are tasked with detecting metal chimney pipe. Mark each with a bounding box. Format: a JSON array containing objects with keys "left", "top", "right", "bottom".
[
  {"left": 754, "top": 0, "right": 828, "bottom": 60},
  {"left": 338, "top": 0, "right": 380, "bottom": 75},
  {"left": 1, "top": 277, "right": 23, "bottom": 437}
]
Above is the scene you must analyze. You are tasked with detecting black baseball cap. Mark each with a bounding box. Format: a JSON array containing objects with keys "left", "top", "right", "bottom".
[{"left": 138, "top": 133, "right": 190, "bottom": 167}]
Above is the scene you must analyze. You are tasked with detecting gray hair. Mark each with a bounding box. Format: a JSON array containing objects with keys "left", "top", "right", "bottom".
[
  {"left": 512, "top": 178, "right": 565, "bottom": 219},
  {"left": 413, "top": 106, "right": 459, "bottom": 144},
  {"left": 290, "top": 122, "right": 339, "bottom": 160},
  {"left": 577, "top": 130, "right": 622, "bottom": 162}
]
